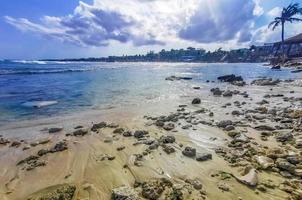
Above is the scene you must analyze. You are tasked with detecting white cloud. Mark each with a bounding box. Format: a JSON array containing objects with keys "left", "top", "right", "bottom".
[
  {"left": 267, "top": 7, "right": 282, "bottom": 17},
  {"left": 252, "top": 22, "right": 302, "bottom": 45},
  {"left": 5, "top": 0, "right": 262, "bottom": 48}
]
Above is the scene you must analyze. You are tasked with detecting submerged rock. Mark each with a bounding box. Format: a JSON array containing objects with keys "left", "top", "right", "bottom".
[
  {"left": 217, "top": 74, "right": 243, "bottom": 83},
  {"left": 165, "top": 76, "right": 192, "bottom": 81}
]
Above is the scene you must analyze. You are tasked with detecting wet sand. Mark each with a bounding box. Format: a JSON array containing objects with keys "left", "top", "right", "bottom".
[{"left": 0, "top": 76, "right": 302, "bottom": 200}]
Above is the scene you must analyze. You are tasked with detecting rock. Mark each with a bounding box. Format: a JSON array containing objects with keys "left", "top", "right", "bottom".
[
  {"left": 162, "top": 145, "right": 175, "bottom": 154},
  {"left": 48, "top": 127, "right": 63, "bottom": 133},
  {"left": 196, "top": 153, "right": 212, "bottom": 161},
  {"left": 10, "top": 141, "right": 21, "bottom": 147},
  {"left": 159, "top": 135, "right": 175, "bottom": 144},
  {"left": 155, "top": 120, "right": 165, "bottom": 127},
  {"left": 192, "top": 98, "right": 201, "bottom": 104},
  {"left": 217, "top": 182, "right": 230, "bottom": 191},
  {"left": 185, "top": 179, "right": 203, "bottom": 190},
  {"left": 26, "top": 184, "right": 76, "bottom": 200},
  {"left": 224, "top": 125, "right": 235, "bottom": 131},
  {"left": 107, "top": 123, "right": 119, "bottom": 128},
  {"left": 123, "top": 131, "right": 133, "bottom": 137},
  {"left": 235, "top": 168, "right": 258, "bottom": 187},
  {"left": 286, "top": 154, "right": 300, "bottom": 165},
  {"left": 113, "top": 128, "right": 124, "bottom": 134},
  {"left": 0, "top": 138, "right": 10, "bottom": 145},
  {"left": 254, "top": 125, "right": 276, "bottom": 131},
  {"left": 232, "top": 110, "right": 241, "bottom": 116},
  {"left": 233, "top": 133, "right": 249, "bottom": 143},
  {"left": 251, "top": 78, "right": 280, "bottom": 86},
  {"left": 182, "top": 146, "right": 196, "bottom": 158},
  {"left": 38, "top": 149, "right": 49, "bottom": 157},
  {"left": 111, "top": 186, "right": 139, "bottom": 200},
  {"left": 134, "top": 130, "right": 148, "bottom": 138},
  {"left": 266, "top": 148, "right": 287, "bottom": 159},
  {"left": 271, "top": 65, "right": 281, "bottom": 70},
  {"left": 276, "top": 158, "right": 296, "bottom": 173},
  {"left": 217, "top": 74, "right": 243, "bottom": 83},
  {"left": 211, "top": 88, "right": 223, "bottom": 96},
  {"left": 217, "top": 120, "right": 233, "bottom": 128},
  {"left": 73, "top": 129, "right": 88, "bottom": 136},
  {"left": 17, "top": 155, "right": 46, "bottom": 171},
  {"left": 50, "top": 141, "right": 68, "bottom": 153},
  {"left": 295, "top": 139, "right": 302, "bottom": 148},
  {"left": 17, "top": 155, "right": 39, "bottom": 166},
  {"left": 254, "top": 156, "right": 274, "bottom": 169},
  {"left": 275, "top": 132, "right": 293, "bottom": 142},
  {"left": 141, "top": 180, "right": 166, "bottom": 200},
  {"left": 228, "top": 131, "right": 240, "bottom": 138},
  {"left": 223, "top": 90, "right": 233, "bottom": 97},
  {"left": 165, "top": 76, "right": 192, "bottom": 81},
  {"left": 91, "top": 122, "right": 107, "bottom": 131},
  {"left": 117, "top": 146, "right": 126, "bottom": 151},
  {"left": 163, "top": 123, "right": 175, "bottom": 131}
]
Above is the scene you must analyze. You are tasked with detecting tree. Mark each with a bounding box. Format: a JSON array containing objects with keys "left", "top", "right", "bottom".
[{"left": 268, "top": 3, "right": 302, "bottom": 63}]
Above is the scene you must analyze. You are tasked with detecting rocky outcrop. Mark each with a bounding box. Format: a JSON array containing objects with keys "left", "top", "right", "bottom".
[{"left": 26, "top": 184, "right": 76, "bottom": 200}]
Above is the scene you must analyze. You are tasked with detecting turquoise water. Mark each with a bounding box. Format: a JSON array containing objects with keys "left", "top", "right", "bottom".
[{"left": 0, "top": 61, "right": 300, "bottom": 123}]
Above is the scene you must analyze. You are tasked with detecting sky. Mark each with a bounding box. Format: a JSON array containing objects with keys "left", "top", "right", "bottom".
[{"left": 0, "top": 0, "right": 302, "bottom": 59}]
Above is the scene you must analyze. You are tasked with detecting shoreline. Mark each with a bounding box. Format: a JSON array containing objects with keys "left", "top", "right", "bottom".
[{"left": 0, "top": 75, "right": 302, "bottom": 200}]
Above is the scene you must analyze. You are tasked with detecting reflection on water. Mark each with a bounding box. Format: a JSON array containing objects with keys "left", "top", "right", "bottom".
[{"left": 0, "top": 61, "right": 301, "bottom": 122}]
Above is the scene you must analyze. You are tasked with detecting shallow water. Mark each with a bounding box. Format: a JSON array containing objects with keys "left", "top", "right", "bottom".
[{"left": 0, "top": 61, "right": 301, "bottom": 123}]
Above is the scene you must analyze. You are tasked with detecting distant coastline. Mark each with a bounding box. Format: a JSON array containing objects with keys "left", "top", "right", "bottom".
[{"left": 40, "top": 47, "right": 269, "bottom": 63}]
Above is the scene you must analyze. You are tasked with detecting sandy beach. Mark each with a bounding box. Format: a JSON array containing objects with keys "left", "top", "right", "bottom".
[{"left": 0, "top": 72, "right": 301, "bottom": 200}]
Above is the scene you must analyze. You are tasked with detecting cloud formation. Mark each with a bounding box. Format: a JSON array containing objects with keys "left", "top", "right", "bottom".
[
  {"left": 5, "top": 0, "right": 263, "bottom": 47},
  {"left": 179, "top": 0, "right": 257, "bottom": 43}
]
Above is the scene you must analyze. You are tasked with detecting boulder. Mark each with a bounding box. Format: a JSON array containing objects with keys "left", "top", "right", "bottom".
[
  {"left": 134, "top": 130, "right": 148, "bottom": 138},
  {"left": 196, "top": 153, "right": 212, "bottom": 161},
  {"left": 112, "top": 186, "right": 139, "bottom": 200},
  {"left": 254, "top": 156, "right": 274, "bottom": 169},
  {"left": 217, "top": 120, "right": 233, "bottom": 128},
  {"left": 159, "top": 135, "right": 176, "bottom": 144},
  {"left": 276, "top": 158, "right": 296, "bottom": 173},
  {"left": 192, "top": 98, "right": 201, "bottom": 104},
  {"left": 163, "top": 123, "right": 175, "bottom": 131},
  {"left": 210, "top": 88, "right": 223, "bottom": 96},
  {"left": 182, "top": 146, "right": 196, "bottom": 158},
  {"left": 73, "top": 129, "right": 88, "bottom": 136},
  {"left": 235, "top": 167, "right": 258, "bottom": 187},
  {"left": 223, "top": 90, "right": 233, "bottom": 97},
  {"left": 217, "top": 74, "right": 243, "bottom": 83},
  {"left": 91, "top": 122, "right": 107, "bottom": 131},
  {"left": 26, "top": 184, "right": 76, "bottom": 200},
  {"left": 275, "top": 132, "right": 293, "bottom": 142},
  {"left": 162, "top": 145, "right": 175, "bottom": 154}
]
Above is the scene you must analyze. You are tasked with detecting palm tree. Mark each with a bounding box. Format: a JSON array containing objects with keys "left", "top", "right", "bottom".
[{"left": 268, "top": 3, "right": 302, "bottom": 63}]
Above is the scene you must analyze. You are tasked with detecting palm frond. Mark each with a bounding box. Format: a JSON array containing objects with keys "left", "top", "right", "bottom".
[{"left": 288, "top": 17, "right": 302, "bottom": 23}]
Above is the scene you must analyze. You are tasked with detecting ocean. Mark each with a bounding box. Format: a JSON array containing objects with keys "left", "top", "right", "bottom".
[{"left": 0, "top": 60, "right": 300, "bottom": 124}]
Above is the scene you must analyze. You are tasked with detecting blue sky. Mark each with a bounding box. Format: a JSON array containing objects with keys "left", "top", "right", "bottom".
[{"left": 0, "top": 0, "right": 301, "bottom": 59}]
